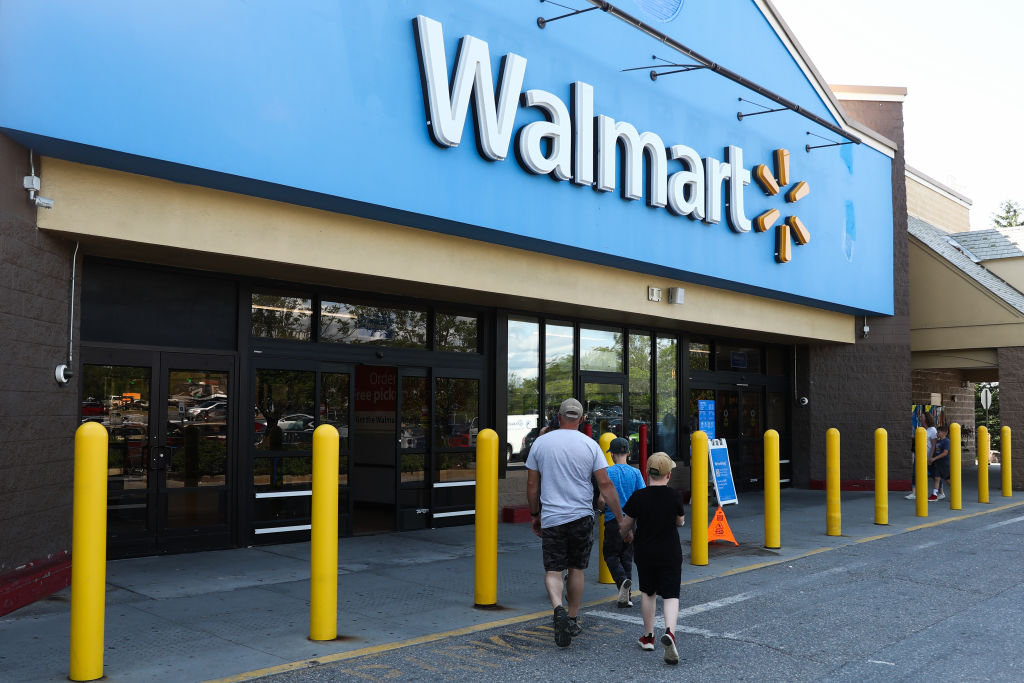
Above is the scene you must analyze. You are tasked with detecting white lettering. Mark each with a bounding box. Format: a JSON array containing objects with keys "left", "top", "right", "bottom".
[
  {"left": 517, "top": 89, "right": 572, "bottom": 180},
  {"left": 667, "top": 144, "right": 705, "bottom": 220},
  {"left": 595, "top": 116, "right": 667, "bottom": 207},
  {"left": 414, "top": 15, "right": 526, "bottom": 160}
]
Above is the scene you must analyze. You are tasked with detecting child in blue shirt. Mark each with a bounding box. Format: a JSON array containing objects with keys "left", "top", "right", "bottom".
[{"left": 599, "top": 437, "right": 646, "bottom": 608}]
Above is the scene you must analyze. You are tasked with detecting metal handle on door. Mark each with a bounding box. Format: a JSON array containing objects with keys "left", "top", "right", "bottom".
[{"left": 150, "top": 446, "right": 170, "bottom": 470}]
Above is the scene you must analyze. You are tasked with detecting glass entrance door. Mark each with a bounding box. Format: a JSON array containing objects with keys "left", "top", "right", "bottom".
[
  {"left": 688, "top": 385, "right": 764, "bottom": 493},
  {"left": 82, "top": 351, "right": 234, "bottom": 557},
  {"left": 582, "top": 379, "right": 625, "bottom": 442}
]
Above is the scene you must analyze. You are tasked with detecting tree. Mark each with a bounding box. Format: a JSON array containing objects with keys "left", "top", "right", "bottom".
[{"left": 992, "top": 200, "right": 1024, "bottom": 229}]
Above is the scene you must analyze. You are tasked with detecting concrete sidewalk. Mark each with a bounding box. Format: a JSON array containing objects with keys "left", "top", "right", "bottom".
[{"left": 1, "top": 469, "right": 1017, "bottom": 683}]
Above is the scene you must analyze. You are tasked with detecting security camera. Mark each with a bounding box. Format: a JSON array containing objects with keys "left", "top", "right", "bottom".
[
  {"left": 34, "top": 196, "right": 54, "bottom": 209},
  {"left": 798, "top": 396, "right": 809, "bottom": 406}
]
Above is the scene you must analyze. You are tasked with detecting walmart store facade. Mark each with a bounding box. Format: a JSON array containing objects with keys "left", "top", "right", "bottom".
[{"left": 0, "top": 0, "right": 906, "bottom": 606}]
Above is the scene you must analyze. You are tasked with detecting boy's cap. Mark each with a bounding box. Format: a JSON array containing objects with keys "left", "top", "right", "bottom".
[
  {"left": 609, "top": 437, "right": 630, "bottom": 454},
  {"left": 647, "top": 452, "right": 676, "bottom": 477},
  {"left": 558, "top": 398, "right": 583, "bottom": 420}
]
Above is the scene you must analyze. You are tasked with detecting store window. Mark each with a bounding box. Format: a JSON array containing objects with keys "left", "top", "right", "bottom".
[
  {"left": 689, "top": 342, "right": 711, "bottom": 370},
  {"left": 253, "top": 369, "right": 316, "bottom": 450},
  {"left": 656, "top": 336, "right": 678, "bottom": 458},
  {"left": 320, "top": 301, "right": 427, "bottom": 348},
  {"left": 251, "top": 293, "right": 312, "bottom": 340},
  {"left": 628, "top": 332, "right": 653, "bottom": 459},
  {"left": 579, "top": 326, "right": 622, "bottom": 373},
  {"left": 716, "top": 344, "right": 762, "bottom": 373},
  {"left": 507, "top": 318, "right": 540, "bottom": 461},
  {"left": 544, "top": 322, "right": 574, "bottom": 423},
  {"left": 435, "top": 313, "right": 479, "bottom": 352}
]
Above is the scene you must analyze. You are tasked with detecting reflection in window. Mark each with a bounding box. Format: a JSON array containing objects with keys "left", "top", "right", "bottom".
[
  {"left": 434, "top": 377, "right": 479, "bottom": 448},
  {"left": 716, "top": 344, "right": 761, "bottom": 373},
  {"left": 436, "top": 313, "right": 479, "bottom": 352},
  {"left": 656, "top": 336, "right": 678, "bottom": 458},
  {"left": 435, "top": 452, "right": 475, "bottom": 482},
  {"left": 320, "top": 301, "right": 427, "bottom": 348},
  {"left": 689, "top": 342, "right": 711, "bottom": 370},
  {"left": 580, "top": 326, "right": 623, "bottom": 372},
  {"left": 508, "top": 318, "right": 540, "bottom": 460},
  {"left": 321, "top": 373, "right": 351, "bottom": 450},
  {"left": 628, "top": 332, "right": 653, "bottom": 459},
  {"left": 401, "top": 377, "right": 429, "bottom": 450},
  {"left": 251, "top": 293, "right": 312, "bottom": 340},
  {"left": 254, "top": 456, "right": 313, "bottom": 490},
  {"left": 544, "top": 323, "right": 574, "bottom": 426},
  {"left": 400, "top": 453, "right": 425, "bottom": 483},
  {"left": 254, "top": 369, "right": 316, "bottom": 451},
  {"left": 82, "top": 364, "right": 151, "bottom": 491}
]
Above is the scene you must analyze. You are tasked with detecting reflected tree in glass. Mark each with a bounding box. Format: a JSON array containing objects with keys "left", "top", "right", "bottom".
[
  {"left": 436, "top": 313, "right": 479, "bottom": 352},
  {"left": 251, "top": 294, "right": 312, "bottom": 340},
  {"left": 255, "top": 369, "right": 315, "bottom": 450}
]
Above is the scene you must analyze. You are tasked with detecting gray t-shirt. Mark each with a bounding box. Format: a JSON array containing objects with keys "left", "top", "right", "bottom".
[{"left": 526, "top": 428, "right": 607, "bottom": 528}]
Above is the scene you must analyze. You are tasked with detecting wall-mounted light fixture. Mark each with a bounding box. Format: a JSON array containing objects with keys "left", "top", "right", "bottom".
[
  {"left": 667, "top": 287, "right": 684, "bottom": 304},
  {"left": 648, "top": 286, "right": 662, "bottom": 302}
]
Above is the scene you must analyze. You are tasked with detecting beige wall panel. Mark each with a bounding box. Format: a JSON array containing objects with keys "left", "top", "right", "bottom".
[
  {"left": 910, "top": 241, "right": 1021, "bottom": 331},
  {"left": 911, "top": 349, "right": 998, "bottom": 370},
  {"left": 905, "top": 176, "right": 970, "bottom": 233},
  {"left": 38, "top": 158, "right": 854, "bottom": 343},
  {"left": 982, "top": 258, "right": 1024, "bottom": 288},
  {"left": 911, "top": 325, "right": 1024, "bottom": 352}
]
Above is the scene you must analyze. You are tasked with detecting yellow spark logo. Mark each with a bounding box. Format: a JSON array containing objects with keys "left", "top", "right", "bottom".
[{"left": 752, "top": 149, "right": 810, "bottom": 263}]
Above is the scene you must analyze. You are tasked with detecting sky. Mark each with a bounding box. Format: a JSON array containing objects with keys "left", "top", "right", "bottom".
[{"left": 771, "top": 0, "right": 1024, "bottom": 230}]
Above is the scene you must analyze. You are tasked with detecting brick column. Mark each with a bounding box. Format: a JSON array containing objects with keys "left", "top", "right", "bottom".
[{"left": 997, "top": 347, "right": 1024, "bottom": 489}]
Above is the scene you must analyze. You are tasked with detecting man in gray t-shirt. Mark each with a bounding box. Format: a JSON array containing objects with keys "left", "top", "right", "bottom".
[{"left": 526, "top": 398, "right": 631, "bottom": 647}]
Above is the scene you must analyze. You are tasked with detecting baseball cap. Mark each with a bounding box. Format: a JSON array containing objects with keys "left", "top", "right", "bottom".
[
  {"left": 647, "top": 452, "right": 676, "bottom": 477},
  {"left": 558, "top": 398, "right": 584, "bottom": 420},
  {"left": 609, "top": 437, "right": 631, "bottom": 454}
]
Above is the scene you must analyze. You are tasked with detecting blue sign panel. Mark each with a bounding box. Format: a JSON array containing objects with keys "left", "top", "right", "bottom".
[
  {"left": 698, "top": 399, "right": 716, "bottom": 440},
  {"left": 708, "top": 438, "right": 738, "bottom": 505},
  {"left": 0, "top": 0, "right": 895, "bottom": 314}
]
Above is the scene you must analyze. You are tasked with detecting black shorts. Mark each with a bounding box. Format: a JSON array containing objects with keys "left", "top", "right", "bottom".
[
  {"left": 636, "top": 560, "right": 681, "bottom": 600},
  {"left": 541, "top": 515, "right": 595, "bottom": 572},
  {"left": 929, "top": 457, "right": 950, "bottom": 479}
]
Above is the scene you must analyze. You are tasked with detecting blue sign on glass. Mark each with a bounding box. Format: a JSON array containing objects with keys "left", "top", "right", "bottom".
[
  {"left": 708, "top": 438, "right": 738, "bottom": 505},
  {"left": 730, "top": 351, "right": 747, "bottom": 369},
  {"left": 698, "top": 399, "right": 716, "bottom": 440}
]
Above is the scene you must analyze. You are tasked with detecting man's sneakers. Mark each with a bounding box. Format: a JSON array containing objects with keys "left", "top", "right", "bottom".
[
  {"left": 928, "top": 493, "right": 938, "bottom": 502},
  {"left": 661, "top": 630, "right": 679, "bottom": 665},
  {"left": 937, "top": 491, "right": 946, "bottom": 500},
  {"left": 568, "top": 616, "right": 582, "bottom": 637},
  {"left": 617, "top": 578, "right": 632, "bottom": 608},
  {"left": 904, "top": 492, "right": 916, "bottom": 500},
  {"left": 552, "top": 606, "right": 571, "bottom": 647},
  {"left": 638, "top": 633, "right": 655, "bottom": 651}
]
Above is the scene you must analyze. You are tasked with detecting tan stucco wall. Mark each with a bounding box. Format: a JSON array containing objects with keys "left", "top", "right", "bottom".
[
  {"left": 910, "top": 239, "right": 1024, "bottom": 351},
  {"left": 906, "top": 175, "right": 970, "bottom": 233},
  {"left": 37, "top": 158, "right": 855, "bottom": 343},
  {"left": 982, "top": 258, "right": 1024, "bottom": 289}
]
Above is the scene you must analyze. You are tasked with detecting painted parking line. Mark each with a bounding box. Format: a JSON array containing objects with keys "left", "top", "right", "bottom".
[{"left": 980, "top": 513, "right": 1024, "bottom": 531}]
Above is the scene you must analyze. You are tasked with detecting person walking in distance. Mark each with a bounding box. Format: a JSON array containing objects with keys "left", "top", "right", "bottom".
[
  {"left": 526, "top": 398, "right": 631, "bottom": 648},
  {"left": 620, "top": 452, "right": 686, "bottom": 665},
  {"left": 598, "top": 437, "right": 645, "bottom": 608},
  {"left": 928, "top": 424, "right": 951, "bottom": 501}
]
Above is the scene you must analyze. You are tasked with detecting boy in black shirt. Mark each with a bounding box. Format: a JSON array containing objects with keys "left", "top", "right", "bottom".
[{"left": 621, "top": 452, "right": 686, "bottom": 665}]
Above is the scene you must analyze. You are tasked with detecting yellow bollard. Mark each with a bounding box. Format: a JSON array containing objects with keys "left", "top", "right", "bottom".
[
  {"left": 874, "top": 428, "right": 888, "bottom": 526},
  {"left": 474, "top": 428, "right": 499, "bottom": 607},
  {"left": 978, "top": 426, "right": 990, "bottom": 503},
  {"left": 690, "top": 431, "right": 709, "bottom": 566},
  {"left": 764, "top": 429, "right": 780, "bottom": 549},
  {"left": 1002, "top": 426, "right": 1012, "bottom": 497},
  {"left": 826, "top": 428, "right": 841, "bottom": 536},
  {"left": 597, "top": 431, "right": 616, "bottom": 584},
  {"left": 949, "top": 423, "right": 962, "bottom": 510},
  {"left": 69, "top": 422, "right": 109, "bottom": 682},
  {"left": 310, "top": 424, "right": 340, "bottom": 641},
  {"left": 915, "top": 427, "right": 928, "bottom": 517}
]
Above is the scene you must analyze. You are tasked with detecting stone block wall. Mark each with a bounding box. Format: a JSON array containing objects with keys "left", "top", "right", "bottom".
[
  {"left": 997, "top": 347, "right": 1024, "bottom": 488},
  {"left": 911, "top": 369, "right": 976, "bottom": 460},
  {"left": 0, "top": 135, "right": 78, "bottom": 583}
]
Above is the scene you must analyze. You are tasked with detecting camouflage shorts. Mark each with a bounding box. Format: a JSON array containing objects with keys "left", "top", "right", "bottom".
[{"left": 541, "top": 515, "right": 595, "bottom": 572}]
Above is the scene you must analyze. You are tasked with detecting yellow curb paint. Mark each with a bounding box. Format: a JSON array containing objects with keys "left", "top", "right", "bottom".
[{"left": 206, "top": 499, "right": 1024, "bottom": 683}]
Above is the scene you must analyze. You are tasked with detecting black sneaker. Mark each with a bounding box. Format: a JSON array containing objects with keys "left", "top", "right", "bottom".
[
  {"left": 568, "top": 616, "right": 582, "bottom": 637},
  {"left": 553, "top": 606, "right": 571, "bottom": 647},
  {"left": 662, "top": 630, "right": 679, "bottom": 665},
  {"left": 617, "top": 578, "right": 632, "bottom": 608}
]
